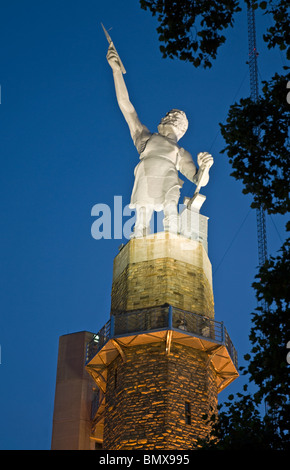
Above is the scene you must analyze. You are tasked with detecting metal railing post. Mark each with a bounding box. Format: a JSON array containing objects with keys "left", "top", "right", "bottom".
[
  {"left": 110, "top": 316, "right": 115, "bottom": 338},
  {"left": 85, "top": 343, "right": 89, "bottom": 365},
  {"left": 168, "top": 305, "right": 173, "bottom": 329}
]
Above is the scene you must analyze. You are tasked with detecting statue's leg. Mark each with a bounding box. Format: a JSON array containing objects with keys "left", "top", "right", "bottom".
[
  {"left": 132, "top": 205, "right": 153, "bottom": 238},
  {"left": 163, "top": 201, "right": 179, "bottom": 234}
]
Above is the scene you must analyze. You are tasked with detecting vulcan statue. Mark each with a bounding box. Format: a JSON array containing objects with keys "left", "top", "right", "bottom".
[{"left": 105, "top": 31, "right": 213, "bottom": 238}]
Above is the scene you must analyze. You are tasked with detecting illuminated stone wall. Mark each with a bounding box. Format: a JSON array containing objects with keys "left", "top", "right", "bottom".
[
  {"left": 111, "top": 234, "right": 214, "bottom": 318},
  {"left": 103, "top": 341, "right": 217, "bottom": 450}
]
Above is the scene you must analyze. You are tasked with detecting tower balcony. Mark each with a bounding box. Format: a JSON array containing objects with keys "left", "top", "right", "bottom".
[{"left": 85, "top": 304, "right": 238, "bottom": 395}]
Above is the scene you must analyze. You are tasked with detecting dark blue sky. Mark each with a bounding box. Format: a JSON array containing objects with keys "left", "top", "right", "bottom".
[{"left": 0, "top": 0, "right": 287, "bottom": 449}]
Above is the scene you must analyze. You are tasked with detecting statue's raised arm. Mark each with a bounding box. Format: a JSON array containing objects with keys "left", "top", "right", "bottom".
[{"left": 106, "top": 44, "right": 151, "bottom": 150}]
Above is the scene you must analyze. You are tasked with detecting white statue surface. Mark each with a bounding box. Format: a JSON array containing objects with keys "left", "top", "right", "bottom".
[{"left": 105, "top": 34, "right": 213, "bottom": 238}]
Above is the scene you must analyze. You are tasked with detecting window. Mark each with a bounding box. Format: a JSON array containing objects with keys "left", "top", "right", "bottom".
[{"left": 185, "top": 401, "right": 191, "bottom": 425}]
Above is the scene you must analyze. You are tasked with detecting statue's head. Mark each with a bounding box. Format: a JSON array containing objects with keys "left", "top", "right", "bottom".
[{"left": 158, "top": 109, "right": 188, "bottom": 141}]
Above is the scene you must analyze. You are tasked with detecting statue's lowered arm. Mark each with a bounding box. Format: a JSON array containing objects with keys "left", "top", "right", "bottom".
[{"left": 178, "top": 148, "right": 213, "bottom": 190}]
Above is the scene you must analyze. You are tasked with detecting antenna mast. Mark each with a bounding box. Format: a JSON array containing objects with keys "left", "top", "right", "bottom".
[{"left": 247, "top": 2, "right": 268, "bottom": 267}]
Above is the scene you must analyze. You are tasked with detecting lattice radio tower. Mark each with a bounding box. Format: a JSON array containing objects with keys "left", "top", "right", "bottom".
[{"left": 247, "top": 2, "right": 268, "bottom": 267}]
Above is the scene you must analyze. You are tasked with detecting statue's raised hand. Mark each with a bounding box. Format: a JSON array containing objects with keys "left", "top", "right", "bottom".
[{"left": 106, "top": 45, "right": 122, "bottom": 72}]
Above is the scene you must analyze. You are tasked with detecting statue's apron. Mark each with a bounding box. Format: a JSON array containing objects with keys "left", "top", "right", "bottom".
[{"left": 130, "top": 133, "right": 183, "bottom": 211}]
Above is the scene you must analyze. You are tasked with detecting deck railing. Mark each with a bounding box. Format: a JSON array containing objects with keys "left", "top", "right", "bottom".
[{"left": 85, "top": 305, "right": 238, "bottom": 369}]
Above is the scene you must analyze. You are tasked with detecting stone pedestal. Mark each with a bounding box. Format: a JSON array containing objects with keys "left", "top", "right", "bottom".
[
  {"left": 96, "top": 232, "right": 219, "bottom": 449},
  {"left": 111, "top": 233, "right": 214, "bottom": 318}
]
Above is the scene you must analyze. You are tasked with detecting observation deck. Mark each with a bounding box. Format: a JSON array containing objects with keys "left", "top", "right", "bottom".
[{"left": 85, "top": 304, "right": 238, "bottom": 394}]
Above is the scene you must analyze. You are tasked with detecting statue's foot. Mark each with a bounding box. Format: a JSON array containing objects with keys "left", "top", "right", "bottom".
[
  {"left": 130, "top": 231, "right": 143, "bottom": 239},
  {"left": 164, "top": 227, "right": 179, "bottom": 236},
  {"left": 130, "top": 225, "right": 150, "bottom": 239},
  {"left": 163, "top": 216, "right": 180, "bottom": 235}
]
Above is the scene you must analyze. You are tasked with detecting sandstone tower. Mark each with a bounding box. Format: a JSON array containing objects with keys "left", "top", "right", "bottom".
[
  {"left": 51, "top": 211, "right": 238, "bottom": 450},
  {"left": 83, "top": 210, "right": 238, "bottom": 450}
]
